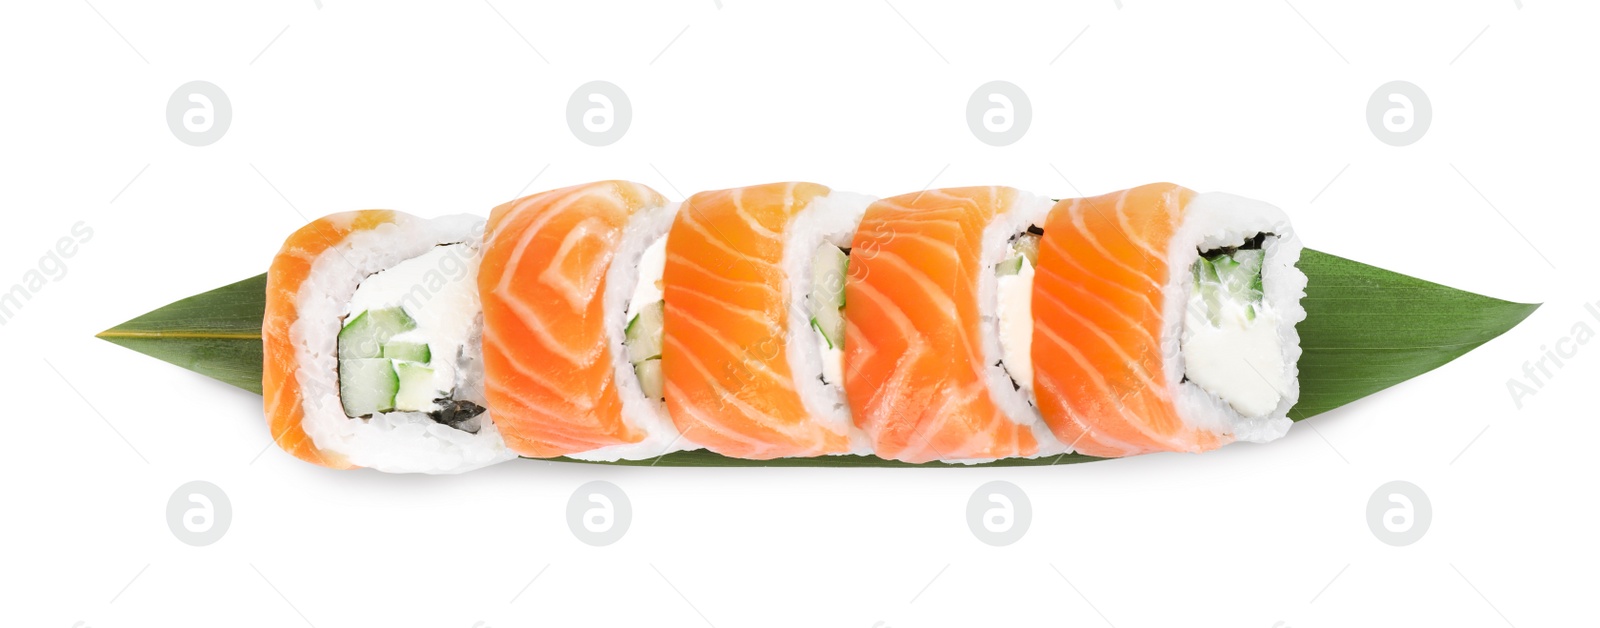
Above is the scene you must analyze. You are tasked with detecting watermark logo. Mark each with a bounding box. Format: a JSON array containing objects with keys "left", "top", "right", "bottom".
[
  {"left": 166, "top": 81, "right": 232, "bottom": 147},
  {"left": 166, "top": 481, "right": 231, "bottom": 547},
  {"left": 967, "top": 81, "right": 1031, "bottom": 146},
  {"left": 567, "top": 480, "right": 630, "bottom": 546},
  {"left": 1366, "top": 81, "right": 1430, "bottom": 147},
  {"left": 567, "top": 81, "right": 631, "bottom": 146},
  {"left": 1366, "top": 480, "right": 1430, "bottom": 547},
  {"left": 966, "top": 480, "right": 1031, "bottom": 546}
]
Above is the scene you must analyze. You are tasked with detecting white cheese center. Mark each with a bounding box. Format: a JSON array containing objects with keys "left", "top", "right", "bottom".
[
  {"left": 818, "top": 332, "right": 843, "bottom": 385},
  {"left": 627, "top": 234, "right": 667, "bottom": 322},
  {"left": 346, "top": 243, "right": 479, "bottom": 398},
  {"left": 1181, "top": 288, "right": 1287, "bottom": 417},
  {"left": 996, "top": 257, "right": 1035, "bottom": 389}
]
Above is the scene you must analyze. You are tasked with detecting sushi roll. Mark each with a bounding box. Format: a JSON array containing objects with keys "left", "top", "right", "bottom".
[
  {"left": 844, "top": 187, "right": 1065, "bottom": 463},
  {"left": 662, "top": 182, "right": 874, "bottom": 459},
  {"left": 262, "top": 210, "right": 513, "bottom": 473},
  {"left": 477, "top": 181, "right": 690, "bottom": 460},
  {"left": 1031, "top": 183, "right": 1307, "bottom": 457}
]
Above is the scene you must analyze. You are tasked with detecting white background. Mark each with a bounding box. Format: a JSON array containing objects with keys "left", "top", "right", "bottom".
[{"left": 2, "top": 1, "right": 1595, "bottom": 626}]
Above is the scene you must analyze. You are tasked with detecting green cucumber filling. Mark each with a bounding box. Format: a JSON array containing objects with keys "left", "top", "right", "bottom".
[
  {"left": 995, "top": 230, "right": 1040, "bottom": 277},
  {"left": 806, "top": 242, "right": 849, "bottom": 385},
  {"left": 623, "top": 233, "right": 669, "bottom": 401},
  {"left": 340, "top": 307, "right": 472, "bottom": 424},
  {"left": 336, "top": 243, "right": 485, "bottom": 431},
  {"left": 994, "top": 228, "right": 1041, "bottom": 391},
  {"left": 1179, "top": 235, "right": 1288, "bottom": 418},
  {"left": 625, "top": 300, "right": 666, "bottom": 400}
]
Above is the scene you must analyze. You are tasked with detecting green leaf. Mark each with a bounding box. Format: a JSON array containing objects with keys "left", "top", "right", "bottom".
[
  {"left": 97, "top": 250, "right": 1537, "bottom": 467},
  {"left": 1290, "top": 249, "right": 1538, "bottom": 419},
  {"left": 95, "top": 274, "right": 267, "bottom": 394}
]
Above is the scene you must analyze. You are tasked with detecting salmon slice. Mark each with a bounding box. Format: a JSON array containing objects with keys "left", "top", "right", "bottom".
[
  {"left": 1032, "top": 183, "right": 1227, "bottom": 457},
  {"left": 263, "top": 210, "right": 398, "bottom": 470},
  {"left": 844, "top": 187, "right": 1041, "bottom": 463},
  {"left": 662, "top": 182, "right": 853, "bottom": 459},
  {"left": 478, "top": 181, "right": 669, "bottom": 458}
]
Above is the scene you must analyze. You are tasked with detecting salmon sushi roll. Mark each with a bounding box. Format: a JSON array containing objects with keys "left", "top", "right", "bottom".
[
  {"left": 263, "top": 210, "right": 513, "bottom": 473},
  {"left": 478, "top": 181, "right": 690, "bottom": 460},
  {"left": 1032, "top": 183, "right": 1307, "bottom": 457},
  {"left": 844, "top": 187, "right": 1065, "bottom": 463},
  {"left": 662, "top": 182, "right": 874, "bottom": 459}
]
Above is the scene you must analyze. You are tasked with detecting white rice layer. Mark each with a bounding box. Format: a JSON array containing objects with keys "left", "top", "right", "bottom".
[
  {"left": 571, "top": 201, "right": 696, "bottom": 461},
  {"left": 294, "top": 213, "right": 515, "bottom": 474},
  {"left": 974, "top": 190, "right": 1072, "bottom": 461},
  {"left": 1161, "top": 192, "right": 1308, "bottom": 444},
  {"left": 784, "top": 189, "right": 876, "bottom": 455}
]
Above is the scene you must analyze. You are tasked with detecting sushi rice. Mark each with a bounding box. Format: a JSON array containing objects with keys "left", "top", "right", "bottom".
[
  {"left": 580, "top": 199, "right": 696, "bottom": 461},
  {"left": 662, "top": 183, "right": 863, "bottom": 459},
  {"left": 782, "top": 189, "right": 877, "bottom": 455},
  {"left": 476, "top": 181, "right": 691, "bottom": 461},
  {"left": 281, "top": 212, "right": 514, "bottom": 474},
  {"left": 844, "top": 187, "right": 1064, "bottom": 464},
  {"left": 978, "top": 190, "right": 1070, "bottom": 458},
  {"left": 1030, "top": 184, "right": 1306, "bottom": 457},
  {"left": 1165, "top": 192, "right": 1306, "bottom": 444},
  {"left": 263, "top": 182, "right": 1307, "bottom": 471}
]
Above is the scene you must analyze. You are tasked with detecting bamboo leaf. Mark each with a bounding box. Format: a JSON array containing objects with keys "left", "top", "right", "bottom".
[
  {"left": 1291, "top": 250, "right": 1538, "bottom": 418},
  {"left": 96, "top": 274, "right": 267, "bottom": 395},
  {"left": 96, "top": 250, "right": 1536, "bottom": 467}
]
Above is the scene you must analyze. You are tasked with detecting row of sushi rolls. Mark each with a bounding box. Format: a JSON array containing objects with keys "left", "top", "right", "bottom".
[{"left": 263, "top": 181, "right": 1306, "bottom": 473}]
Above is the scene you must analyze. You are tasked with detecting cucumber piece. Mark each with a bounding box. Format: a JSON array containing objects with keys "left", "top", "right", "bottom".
[
  {"left": 338, "top": 311, "right": 381, "bottom": 359},
  {"left": 810, "top": 244, "right": 849, "bottom": 309},
  {"left": 1014, "top": 233, "right": 1041, "bottom": 266},
  {"left": 338, "top": 307, "right": 417, "bottom": 360},
  {"left": 812, "top": 297, "right": 851, "bottom": 347},
  {"left": 393, "top": 362, "right": 440, "bottom": 412},
  {"left": 995, "top": 256, "right": 1024, "bottom": 276},
  {"left": 804, "top": 244, "right": 849, "bottom": 349},
  {"left": 367, "top": 306, "right": 418, "bottom": 333},
  {"left": 340, "top": 358, "right": 398, "bottom": 417},
  {"left": 625, "top": 300, "right": 665, "bottom": 364},
  {"left": 383, "top": 341, "right": 432, "bottom": 364},
  {"left": 1232, "top": 249, "right": 1265, "bottom": 297},
  {"left": 1195, "top": 255, "right": 1220, "bottom": 284},
  {"left": 1193, "top": 256, "right": 1223, "bottom": 326},
  {"left": 1192, "top": 248, "right": 1267, "bottom": 326},
  {"left": 634, "top": 358, "right": 663, "bottom": 399},
  {"left": 808, "top": 317, "right": 832, "bottom": 350},
  {"left": 840, "top": 259, "right": 848, "bottom": 308},
  {"left": 814, "top": 306, "right": 845, "bottom": 351},
  {"left": 1206, "top": 249, "right": 1264, "bottom": 303}
]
